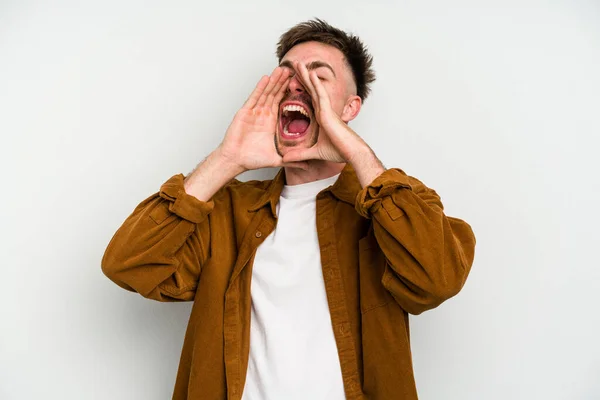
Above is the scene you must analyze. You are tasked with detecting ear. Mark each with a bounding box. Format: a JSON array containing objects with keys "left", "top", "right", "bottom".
[{"left": 341, "top": 95, "right": 362, "bottom": 123}]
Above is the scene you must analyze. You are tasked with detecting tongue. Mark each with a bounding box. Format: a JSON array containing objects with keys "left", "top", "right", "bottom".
[{"left": 288, "top": 118, "right": 309, "bottom": 134}]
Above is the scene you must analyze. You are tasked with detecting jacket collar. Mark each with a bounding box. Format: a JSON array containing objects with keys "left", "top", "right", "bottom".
[{"left": 248, "top": 163, "right": 362, "bottom": 216}]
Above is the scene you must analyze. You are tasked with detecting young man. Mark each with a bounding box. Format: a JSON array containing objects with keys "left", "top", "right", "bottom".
[{"left": 102, "top": 19, "right": 476, "bottom": 400}]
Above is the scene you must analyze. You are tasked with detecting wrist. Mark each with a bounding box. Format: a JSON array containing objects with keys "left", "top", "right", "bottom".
[
  {"left": 347, "top": 141, "right": 374, "bottom": 166},
  {"left": 183, "top": 147, "right": 245, "bottom": 202},
  {"left": 350, "top": 146, "right": 386, "bottom": 188},
  {"left": 212, "top": 146, "right": 247, "bottom": 176}
]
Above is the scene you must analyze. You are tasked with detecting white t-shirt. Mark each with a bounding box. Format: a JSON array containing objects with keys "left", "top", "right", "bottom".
[{"left": 241, "top": 173, "right": 346, "bottom": 400}]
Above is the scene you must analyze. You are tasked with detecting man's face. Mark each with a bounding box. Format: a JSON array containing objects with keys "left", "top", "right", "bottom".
[{"left": 275, "top": 41, "right": 358, "bottom": 157}]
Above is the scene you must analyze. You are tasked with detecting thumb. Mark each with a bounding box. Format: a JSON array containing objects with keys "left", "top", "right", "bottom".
[
  {"left": 281, "top": 161, "right": 309, "bottom": 170},
  {"left": 282, "top": 147, "right": 321, "bottom": 163}
]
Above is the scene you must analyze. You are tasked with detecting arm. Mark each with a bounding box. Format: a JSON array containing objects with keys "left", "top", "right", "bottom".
[
  {"left": 101, "top": 176, "right": 208, "bottom": 301},
  {"left": 354, "top": 166, "right": 477, "bottom": 315},
  {"left": 101, "top": 151, "right": 240, "bottom": 301},
  {"left": 101, "top": 67, "right": 304, "bottom": 301},
  {"left": 280, "top": 63, "right": 476, "bottom": 314}
]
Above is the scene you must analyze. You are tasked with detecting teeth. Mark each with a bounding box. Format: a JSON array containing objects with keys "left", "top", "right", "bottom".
[{"left": 282, "top": 104, "right": 309, "bottom": 118}]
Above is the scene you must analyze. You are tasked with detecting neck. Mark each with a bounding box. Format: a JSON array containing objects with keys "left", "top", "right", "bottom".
[{"left": 284, "top": 160, "right": 345, "bottom": 186}]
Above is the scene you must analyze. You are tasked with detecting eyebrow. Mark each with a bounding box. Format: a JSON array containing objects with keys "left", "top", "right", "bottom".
[{"left": 279, "top": 60, "right": 336, "bottom": 78}]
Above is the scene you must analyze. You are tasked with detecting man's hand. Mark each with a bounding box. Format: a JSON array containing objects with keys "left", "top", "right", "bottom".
[
  {"left": 183, "top": 67, "right": 309, "bottom": 202},
  {"left": 281, "top": 61, "right": 368, "bottom": 164},
  {"left": 218, "top": 67, "right": 308, "bottom": 172},
  {"left": 282, "top": 61, "right": 385, "bottom": 187}
]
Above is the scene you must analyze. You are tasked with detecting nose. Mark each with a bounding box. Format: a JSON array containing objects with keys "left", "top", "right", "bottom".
[{"left": 288, "top": 75, "right": 306, "bottom": 94}]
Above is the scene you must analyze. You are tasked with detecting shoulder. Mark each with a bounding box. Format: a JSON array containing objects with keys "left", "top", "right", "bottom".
[
  {"left": 222, "top": 177, "right": 272, "bottom": 193},
  {"left": 213, "top": 177, "right": 273, "bottom": 205}
]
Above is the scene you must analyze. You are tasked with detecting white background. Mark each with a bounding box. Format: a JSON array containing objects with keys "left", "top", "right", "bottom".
[{"left": 1, "top": 1, "right": 599, "bottom": 399}]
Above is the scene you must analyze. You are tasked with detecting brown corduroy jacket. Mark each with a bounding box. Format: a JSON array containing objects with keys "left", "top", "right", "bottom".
[{"left": 101, "top": 163, "right": 476, "bottom": 400}]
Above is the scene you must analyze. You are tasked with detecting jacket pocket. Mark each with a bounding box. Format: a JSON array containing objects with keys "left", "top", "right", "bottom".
[
  {"left": 149, "top": 200, "right": 171, "bottom": 225},
  {"left": 358, "top": 234, "right": 392, "bottom": 313}
]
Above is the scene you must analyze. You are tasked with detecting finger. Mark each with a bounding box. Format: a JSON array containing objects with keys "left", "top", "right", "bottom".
[
  {"left": 282, "top": 147, "right": 321, "bottom": 163},
  {"left": 295, "top": 61, "right": 318, "bottom": 100},
  {"left": 282, "top": 161, "right": 309, "bottom": 170},
  {"left": 256, "top": 67, "right": 283, "bottom": 107},
  {"left": 266, "top": 68, "right": 290, "bottom": 109},
  {"left": 272, "top": 77, "right": 291, "bottom": 113},
  {"left": 242, "top": 75, "right": 269, "bottom": 110},
  {"left": 309, "top": 70, "right": 331, "bottom": 108}
]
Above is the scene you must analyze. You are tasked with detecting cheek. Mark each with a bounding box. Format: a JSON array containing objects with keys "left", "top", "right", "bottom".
[{"left": 324, "top": 87, "right": 346, "bottom": 115}]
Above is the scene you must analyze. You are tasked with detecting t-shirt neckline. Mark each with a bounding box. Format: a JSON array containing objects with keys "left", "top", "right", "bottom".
[{"left": 280, "top": 173, "right": 341, "bottom": 199}]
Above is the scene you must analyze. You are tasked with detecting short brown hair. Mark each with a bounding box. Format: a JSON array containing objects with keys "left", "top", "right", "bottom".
[{"left": 276, "top": 19, "right": 376, "bottom": 101}]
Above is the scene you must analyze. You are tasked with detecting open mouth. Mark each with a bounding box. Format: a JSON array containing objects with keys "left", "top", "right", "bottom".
[{"left": 279, "top": 102, "right": 312, "bottom": 139}]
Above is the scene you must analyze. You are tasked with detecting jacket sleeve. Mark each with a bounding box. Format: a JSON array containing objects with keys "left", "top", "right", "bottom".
[
  {"left": 101, "top": 173, "right": 215, "bottom": 302},
  {"left": 355, "top": 168, "right": 476, "bottom": 315}
]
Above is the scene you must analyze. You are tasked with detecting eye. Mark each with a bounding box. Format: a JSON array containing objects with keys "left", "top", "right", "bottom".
[{"left": 310, "top": 71, "right": 325, "bottom": 81}]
